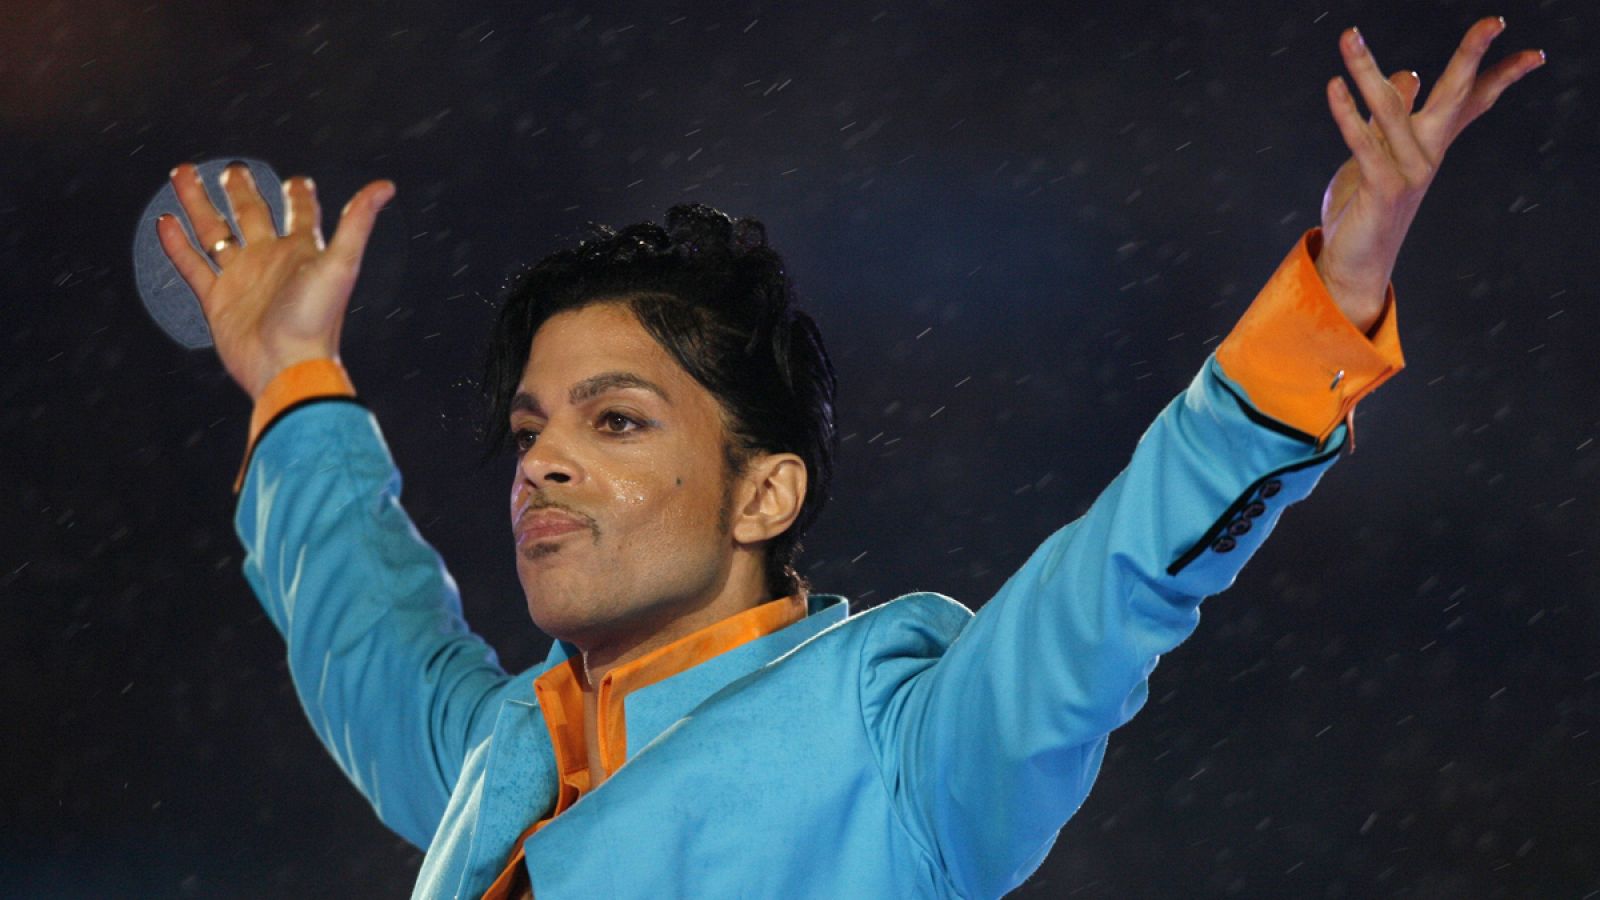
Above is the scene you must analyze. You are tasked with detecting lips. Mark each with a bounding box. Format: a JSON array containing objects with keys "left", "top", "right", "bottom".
[{"left": 515, "top": 508, "right": 591, "bottom": 544}]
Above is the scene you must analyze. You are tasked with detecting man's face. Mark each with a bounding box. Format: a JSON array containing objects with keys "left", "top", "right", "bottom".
[{"left": 507, "top": 301, "right": 741, "bottom": 649}]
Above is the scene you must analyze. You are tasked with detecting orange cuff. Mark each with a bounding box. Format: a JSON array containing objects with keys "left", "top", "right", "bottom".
[
  {"left": 1216, "top": 228, "right": 1405, "bottom": 449},
  {"left": 232, "top": 358, "right": 357, "bottom": 494}
]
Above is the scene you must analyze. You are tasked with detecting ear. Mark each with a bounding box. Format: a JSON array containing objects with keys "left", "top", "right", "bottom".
[{"left": 730, "top": 452, "right": 808, "bottom": 545}]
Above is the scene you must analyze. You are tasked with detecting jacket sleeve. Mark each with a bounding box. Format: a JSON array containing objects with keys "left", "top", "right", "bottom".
[
  {"left": 233, "top": 391, "right": 513, "bottom": 850},
  {"left": 859, "top": 228, "right": 1405, "bottom": 899}
]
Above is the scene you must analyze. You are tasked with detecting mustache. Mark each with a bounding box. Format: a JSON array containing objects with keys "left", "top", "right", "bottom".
[{"left": 515, "top": 499, "right": 600, "bottom": 535}]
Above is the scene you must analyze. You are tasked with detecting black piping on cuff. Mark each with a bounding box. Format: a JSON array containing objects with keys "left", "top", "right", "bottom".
[{"left": 1214, "top": 376, "right": 1318, "bottom": 446}]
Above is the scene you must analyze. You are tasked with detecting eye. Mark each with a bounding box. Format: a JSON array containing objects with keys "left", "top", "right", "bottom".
[
  {"left": 510, "top": 427, "right": 539, "bottom": 454},
  {"left": 598, "top": 411, "right": 643, "bottom": 434}
]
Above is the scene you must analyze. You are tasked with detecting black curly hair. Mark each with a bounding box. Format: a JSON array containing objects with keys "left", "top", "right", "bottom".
[{"left": 480, "top": 203, "right": 838, "bottom": 601}]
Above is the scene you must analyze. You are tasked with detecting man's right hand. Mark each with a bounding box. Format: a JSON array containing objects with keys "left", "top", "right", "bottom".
[{"left": 156, "top": 161, "right": 395, "bottom": 401}]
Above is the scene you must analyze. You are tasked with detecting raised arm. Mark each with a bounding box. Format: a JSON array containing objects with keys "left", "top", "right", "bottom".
[
  {"left": 158, "top": 163, "right": 514, "bottom": 847},
  {"left": 861, "top": 232, "right": 1399, "bottom": 897},
  {"left": 859, "top": 19, "right": 1541, "bottom": 897},
  {"left": 233, "top": 367, "right": 514, "bottom": 848}
]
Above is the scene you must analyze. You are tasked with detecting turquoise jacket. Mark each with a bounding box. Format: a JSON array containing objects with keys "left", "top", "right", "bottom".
[{"left": 234, "top": 348, "right": 1356, "bottom": 898}]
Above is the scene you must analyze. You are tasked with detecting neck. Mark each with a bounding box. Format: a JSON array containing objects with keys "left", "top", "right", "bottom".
[{"left": 575, "top": 550, "right": 775, "bottom": 692}]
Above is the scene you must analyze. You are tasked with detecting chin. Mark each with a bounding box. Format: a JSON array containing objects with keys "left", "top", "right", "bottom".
[
  {"left": 520, "top": 576, "right": 600, "bottom": 636},
  {"left": 523, "top": 596, "right": 581, "bottom": 642}
]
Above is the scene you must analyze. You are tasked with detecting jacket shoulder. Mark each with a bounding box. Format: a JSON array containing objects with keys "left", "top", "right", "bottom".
[{"left": 849, "top": 592, "right": 974, "bottom": 662}]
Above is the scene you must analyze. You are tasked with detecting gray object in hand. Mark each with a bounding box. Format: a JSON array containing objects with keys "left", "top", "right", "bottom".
[{"left": 131, "top": 157, "right": 287, "bottom": 350}]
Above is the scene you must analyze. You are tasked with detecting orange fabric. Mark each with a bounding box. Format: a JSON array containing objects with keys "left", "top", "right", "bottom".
[
  {"left": 481, "top": 593, "right": 809, "bottom": 900},
  {"left": 231, "top": 358, "right": 357, "bottom": 494},
  {"left": 1215, "top": 228, "right": 1405, "bottom": 450}
]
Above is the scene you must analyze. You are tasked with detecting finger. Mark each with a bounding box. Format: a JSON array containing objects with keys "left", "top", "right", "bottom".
[
  {"left": 169, "top": 163, "right": 238, "bottom": 266},
  {"left": 155, "top": 212, "right": 217, "bottom": 303},
  {"left": 1461, "top": 48, "right": 1546, "bottom": 126},
  {"left": 1341, "top": 27, "right": 1434, "bottom": 181},
  {"left": 219, "top": 163, "right": 278, "bottom": 245},
  {"left": 1365, "top": 71, "right": 1421, "bottom": 155},
  {"left": 1422, "top": 16, "right": 1506, "bottom": 117},
  {"left": 1390, "top": 70, "right": 1421, "bottom": 115},
  {"left": 283, "top": 175, "right": 326, "bottom": 250},
  {"left": 325, "top": 180, "right": 397, "bottom": 270},
  {"left": 1327, "top": 76, "right": 1397, "bottom": 189}
]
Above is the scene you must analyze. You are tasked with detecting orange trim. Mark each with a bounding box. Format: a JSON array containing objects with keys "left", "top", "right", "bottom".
[
  {"left": 231, "top": 358, "right": 356, "bottom": 494},
  {"left": 482, "top": 594, "right": 808, "bottom": 899},
  {"left": 1215, "top": 228, "right": 1404, "bottom": 450}
]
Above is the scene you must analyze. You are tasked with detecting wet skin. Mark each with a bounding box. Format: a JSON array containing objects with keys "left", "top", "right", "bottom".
[{"left": 507, "top": 302, "right": 805, "bottom": 688}]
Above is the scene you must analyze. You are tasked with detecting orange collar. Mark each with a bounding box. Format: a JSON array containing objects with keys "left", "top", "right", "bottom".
[{"left": 532, "top": 593, "right": 808, "bottom": 794}]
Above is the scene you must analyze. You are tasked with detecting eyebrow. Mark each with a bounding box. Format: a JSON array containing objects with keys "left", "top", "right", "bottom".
[{"left": 510, "top": 371, "right": 672, "bottom": 418}]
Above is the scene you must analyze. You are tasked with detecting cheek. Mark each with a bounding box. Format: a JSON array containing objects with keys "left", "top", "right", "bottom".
[
  {"left": 603, "top": 468, "right": 653, "bottom": 512},
  {"left": 669, "top": 468, "right": 733, "bottom": 540},
  {"left": 607, "top": 462, "right": 724, "bottom": 547}
]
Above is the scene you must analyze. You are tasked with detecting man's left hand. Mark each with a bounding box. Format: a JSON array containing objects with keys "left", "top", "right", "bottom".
[{"left": 1316, "top": 16, "right": 1544, "bottom": 334}]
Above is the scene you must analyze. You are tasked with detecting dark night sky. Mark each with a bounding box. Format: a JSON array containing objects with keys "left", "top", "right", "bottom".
[{"left": 2, "top": 0, "right": 1597, "bottom": 896}]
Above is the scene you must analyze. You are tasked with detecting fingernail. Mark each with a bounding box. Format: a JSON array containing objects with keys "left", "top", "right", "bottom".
[
  {"left": 1351, "top": 27, "right": 1363, "bottom": 47},
  {"left": 169, "top": 166, "right": 180, "bottom": 179}
]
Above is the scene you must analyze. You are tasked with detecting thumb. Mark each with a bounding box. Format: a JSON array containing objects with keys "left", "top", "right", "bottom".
[{"left": 327, "top": 180, "right": 396, "bottom": 268}]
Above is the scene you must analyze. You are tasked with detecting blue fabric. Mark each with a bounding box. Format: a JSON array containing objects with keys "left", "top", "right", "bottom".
[{"left": 234, "top": 353, "right": 1346, "bottom": 899}]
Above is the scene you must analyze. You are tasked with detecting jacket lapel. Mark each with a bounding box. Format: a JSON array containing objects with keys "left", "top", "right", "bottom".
[{"left": 454, "top": 644, "right": 570, "bottom": 894}]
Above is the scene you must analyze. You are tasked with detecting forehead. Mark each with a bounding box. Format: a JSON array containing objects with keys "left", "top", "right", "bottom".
[{"left": 518, "top": 302, "right": 702, "bottom": 407}]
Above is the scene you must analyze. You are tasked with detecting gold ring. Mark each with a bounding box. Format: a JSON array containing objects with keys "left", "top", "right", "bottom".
[{"left": 211, "top": 236, "right": 235, "bottom": 255}]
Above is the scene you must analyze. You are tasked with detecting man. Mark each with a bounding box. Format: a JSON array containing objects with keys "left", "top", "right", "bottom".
[{"left": 155, "top": 20, "right": 1540, "bottom": 898}]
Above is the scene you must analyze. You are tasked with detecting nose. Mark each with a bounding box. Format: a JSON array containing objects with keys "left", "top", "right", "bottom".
[{"left": 516, "top": 420, "right": 581, "bottom": 488}]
